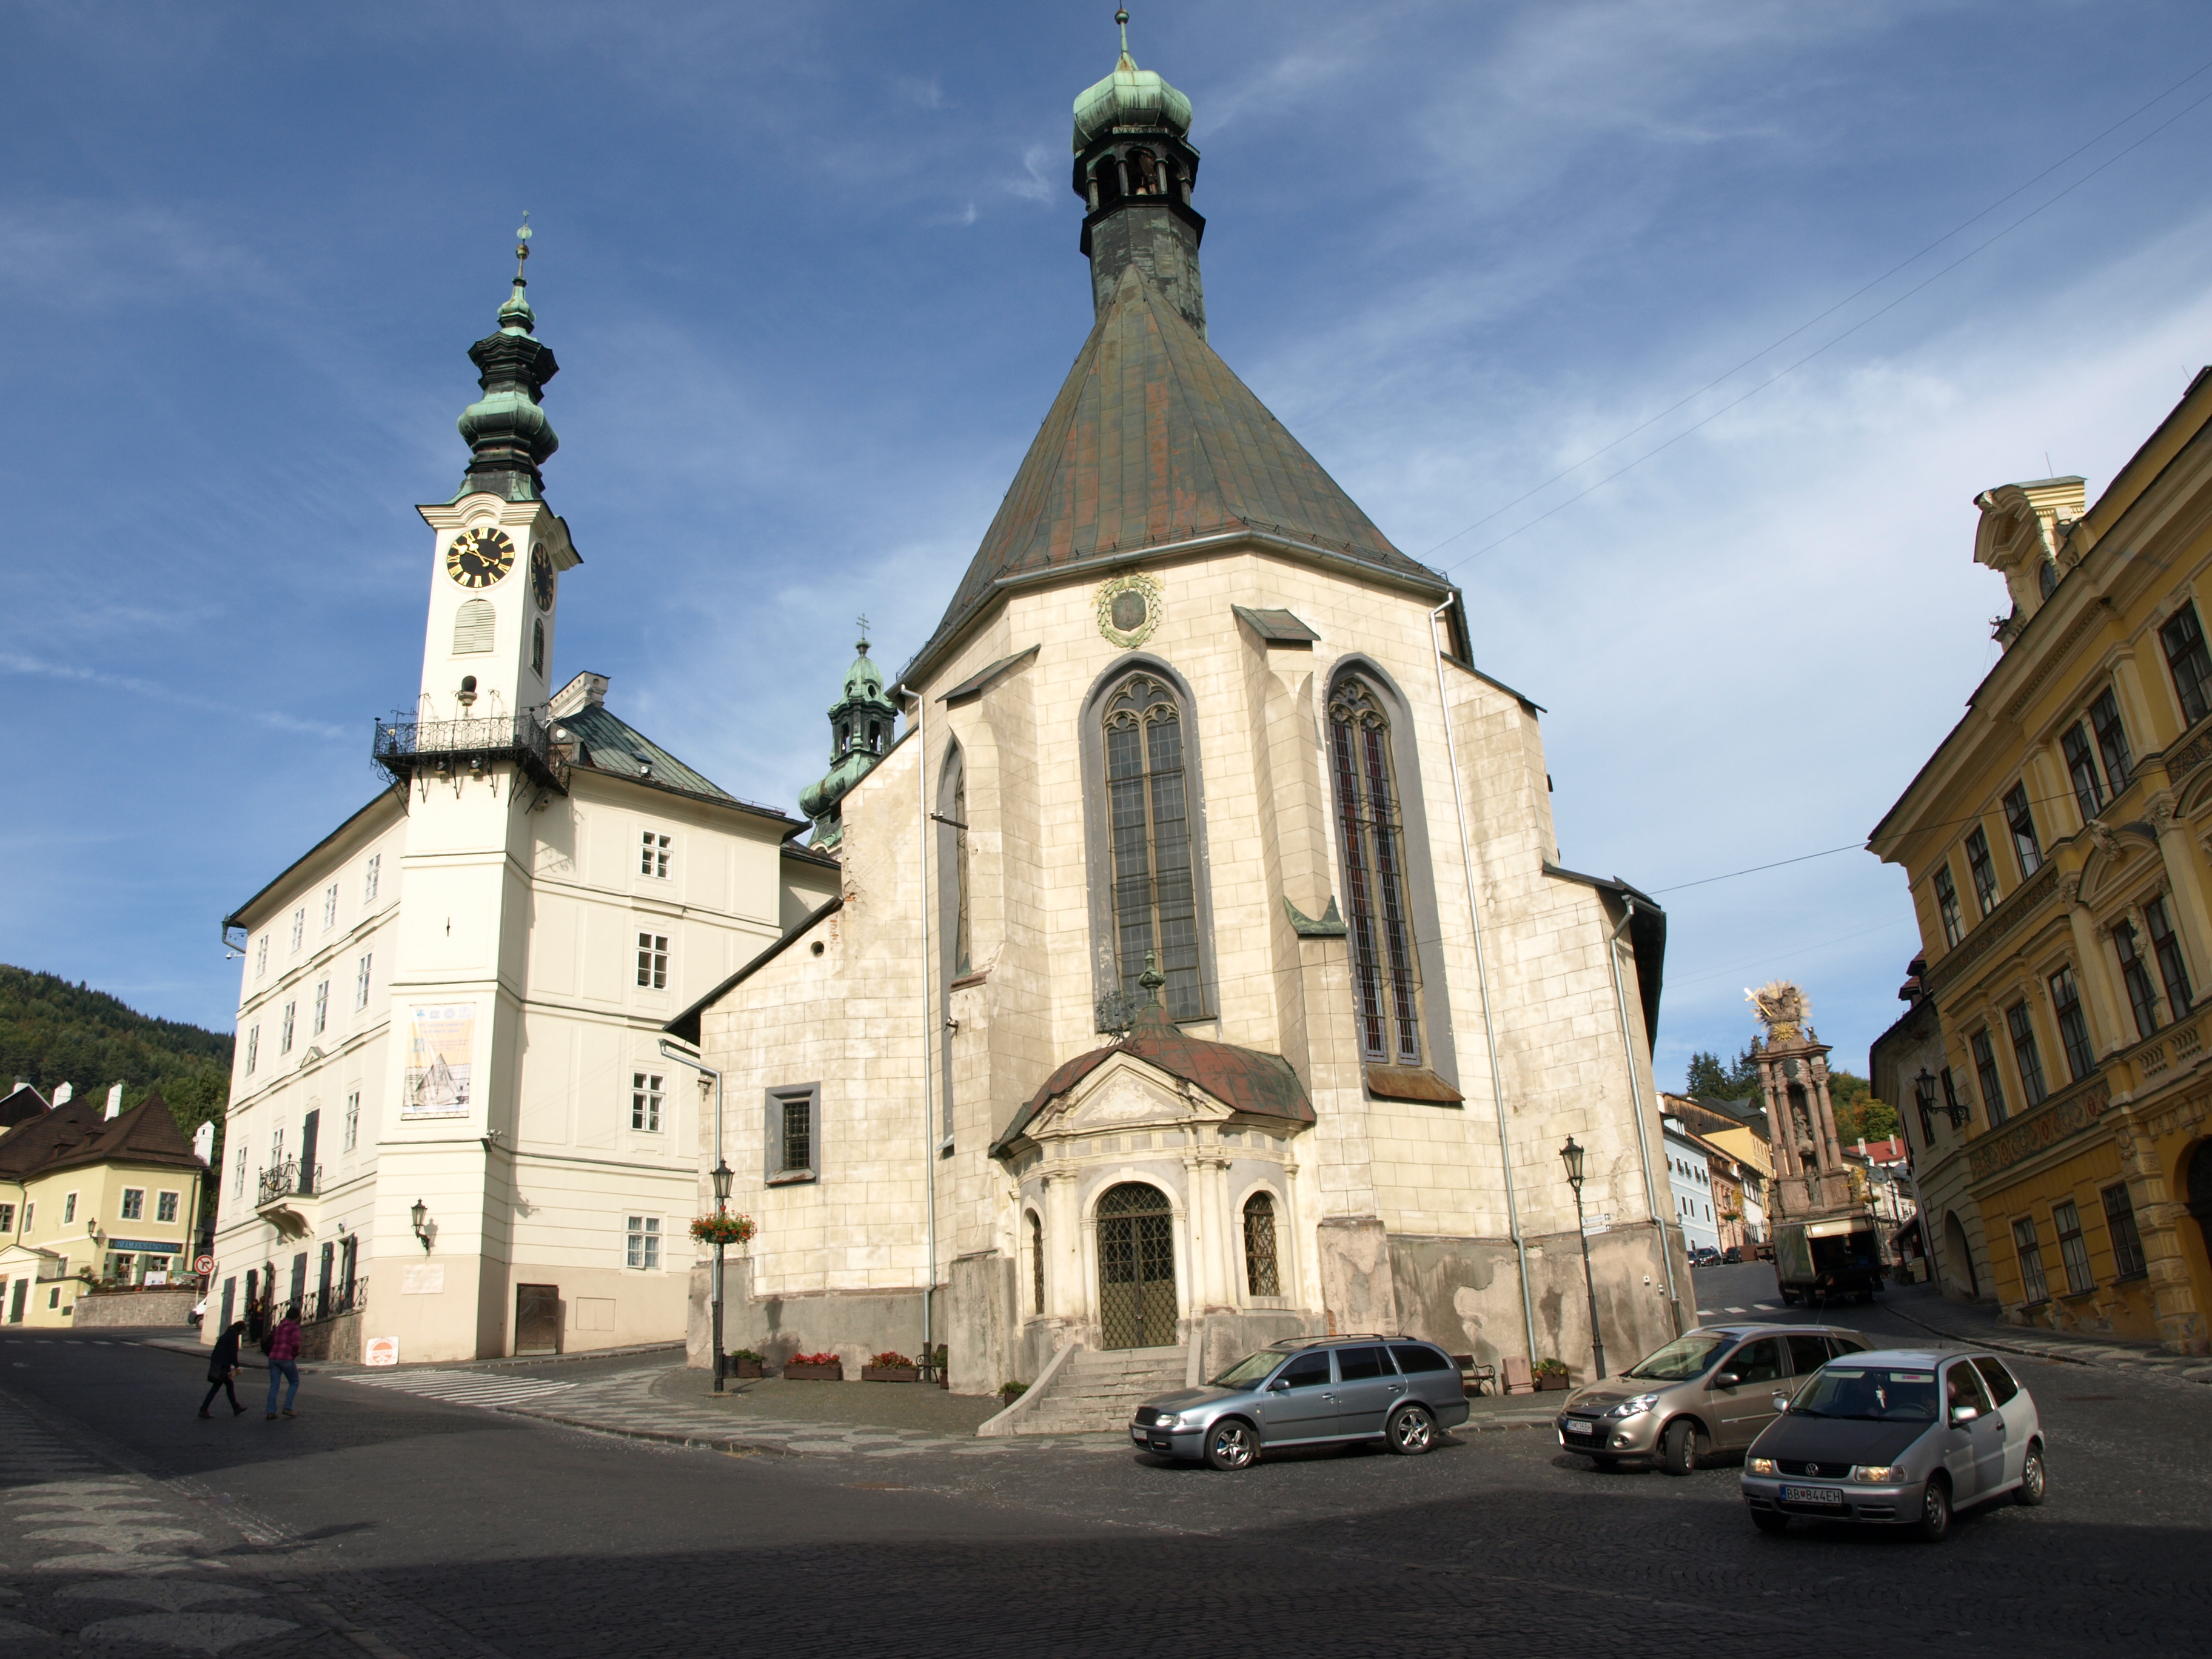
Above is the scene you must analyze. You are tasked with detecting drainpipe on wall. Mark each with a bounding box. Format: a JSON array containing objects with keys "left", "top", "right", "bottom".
[
  {"left": 896, "top": 684, "right": 940, "bottom": 1379},
  {"left": 1428, "top": 599, "right": 1538, "bottom": 1362},
  {"left": 1607, "top": 901, "right": 1681, "bottom": 1336},
  {"left": 659, "top": 1038, "right": 725, "bottom": 1377}
]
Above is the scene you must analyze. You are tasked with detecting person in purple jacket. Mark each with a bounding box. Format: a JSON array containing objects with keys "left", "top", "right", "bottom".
[{"left": 264, "top": 1306, "right": 303, "bottom": 1419}]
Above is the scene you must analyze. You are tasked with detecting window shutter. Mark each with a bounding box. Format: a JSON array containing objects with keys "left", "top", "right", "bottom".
[
  {"left": 452, "top": 598, "right": 496, "bottom": 655},
  {"left": 763, "top": 1090, "right": 782, "bottom": 1183}
]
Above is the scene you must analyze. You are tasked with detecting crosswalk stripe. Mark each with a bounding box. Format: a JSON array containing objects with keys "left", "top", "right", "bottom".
[{"left": 334, "top": 1370, "right": 577, "bottom": 1409}]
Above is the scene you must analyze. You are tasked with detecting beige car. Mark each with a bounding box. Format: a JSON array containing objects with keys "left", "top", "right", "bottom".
[{"left": 1554, "top": 1324, "right": 1872, "bottom": 1475}]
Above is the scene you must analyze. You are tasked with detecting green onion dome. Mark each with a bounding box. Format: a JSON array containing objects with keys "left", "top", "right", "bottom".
[{"left": 1072, "top": 13, "right": 1191, "bottom": 152}]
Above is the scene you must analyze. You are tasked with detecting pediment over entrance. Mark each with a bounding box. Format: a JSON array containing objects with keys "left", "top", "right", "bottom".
[{"left": 1041, "top": 1054, "right": 1227, "bottom": 1141}]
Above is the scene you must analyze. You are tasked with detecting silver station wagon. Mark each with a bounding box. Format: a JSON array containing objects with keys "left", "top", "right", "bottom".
[{"left": 1131, "top": 1335, "right": 1471, "bottom": 1470}]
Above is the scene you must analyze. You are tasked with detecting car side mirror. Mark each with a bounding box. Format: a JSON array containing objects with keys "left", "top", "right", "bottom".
[
  {"left": 1712, "top": 1372, "right": 1740, "bottom": 1389},
  {"left": 1951, "top": 1404, "right": 1978, "bottom": 1425},
  {"left": 1267, "top": 1379, "right": 1291, "bottom": 1393},
  {"left": 1771, "top": 1393, "right": 1791, "bottom": 1414}
]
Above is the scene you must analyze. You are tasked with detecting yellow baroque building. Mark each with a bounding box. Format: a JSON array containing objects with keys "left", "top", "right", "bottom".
[{"left": 1873, "top": 369, "right": 2212, "bottom": 1353}]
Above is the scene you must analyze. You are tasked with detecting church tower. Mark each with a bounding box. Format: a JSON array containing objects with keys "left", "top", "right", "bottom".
[
  {"left": 1074, "top": 8, "right": 1205, "bottom": 335},
  {"left": 797, "top": 623, "right": 900, "bottom": 850}
]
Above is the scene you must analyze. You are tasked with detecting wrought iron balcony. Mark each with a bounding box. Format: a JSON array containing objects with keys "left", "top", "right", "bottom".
[
  {"left": 372, "top": 708, "right": 568, "bottom": 794},
  {"left": 256, "top": 1159, "right": 324, "bottom": 1208}
]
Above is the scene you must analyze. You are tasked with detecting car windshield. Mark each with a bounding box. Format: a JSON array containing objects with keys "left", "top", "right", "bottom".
[
  {"left": 1211, "top": 1350, "right": 1287, "bottom": 1388},
  {"left": 1790, "top": 1366, "right": 1939, "bottom": 1421},
  {"left": 1623, "top": 1333, "right": 1730, "bottom": 1381}
]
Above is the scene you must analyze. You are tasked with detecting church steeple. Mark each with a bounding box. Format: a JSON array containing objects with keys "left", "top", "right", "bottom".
[
  {"left": 797, "top": 618, "right": 901, "bottom": 848},
  {"left": 1071, "top": 10, "right": 1206, "bottom": 336},
  {"left": 457, "top": 216, "right": 561, "bottom": 503}
]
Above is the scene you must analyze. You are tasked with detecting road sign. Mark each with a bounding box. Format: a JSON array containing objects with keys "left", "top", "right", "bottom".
[
  {"left": 364, "top": 1337, "right": 399, "bottom": 1367},
  {"left": 193, "top": 1255, "right": 214, "bottom": 1275},
  {"left": 1581, "top": 1212, "right": 1613, "bottom": 1236}
]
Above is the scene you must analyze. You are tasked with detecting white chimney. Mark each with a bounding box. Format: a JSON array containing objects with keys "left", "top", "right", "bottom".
[
  {"left": 53, "top": 1082, "right": 72, "bottom": 1105},
  {"left": 105, "top": 1083, "right": 124, "bottom": 1120},
  {"left": 192, "top": 1121, "right": 215, "bottom": 1164}
]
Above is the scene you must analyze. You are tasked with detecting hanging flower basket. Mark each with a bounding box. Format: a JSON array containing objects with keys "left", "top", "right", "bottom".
[{"left": 690, "top": 1213, "right": 756, "bottom": 1247}]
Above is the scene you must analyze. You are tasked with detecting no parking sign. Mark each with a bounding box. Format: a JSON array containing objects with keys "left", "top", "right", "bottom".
[{"left": 364, "top": 1337, "right": 400, "bottom": 1367}]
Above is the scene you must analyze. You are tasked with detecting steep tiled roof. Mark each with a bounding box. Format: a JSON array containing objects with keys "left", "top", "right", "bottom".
[
  {"left": 910, "top": 265, "right": 1446, "bottom": 674},
  {"left": 0, "top": 1095, "right": 110, "bottom": 1178},
  {"left": 38, "top": 1093, "right": 203, "bottom": 1179}
]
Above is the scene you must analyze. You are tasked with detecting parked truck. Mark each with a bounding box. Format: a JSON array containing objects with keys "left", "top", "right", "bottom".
[{"left": 1773, "top": 1213, "right": 1884, "bottom": 1306}]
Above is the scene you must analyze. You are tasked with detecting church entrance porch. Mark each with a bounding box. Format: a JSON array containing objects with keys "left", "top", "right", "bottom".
[{"left": 1098, "top": 1182, "right": 1176, "bottom": 1349}]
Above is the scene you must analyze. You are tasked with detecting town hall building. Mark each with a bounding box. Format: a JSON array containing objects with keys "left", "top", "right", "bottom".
[{"left": 669, "top": 24, "right": 1687, "bottom": 1409}]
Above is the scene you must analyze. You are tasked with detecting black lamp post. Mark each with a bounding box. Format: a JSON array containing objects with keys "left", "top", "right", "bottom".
[
  {"left": 711, "top": 1158, "right": 734, "bottom": 1393},
  {"left": 1560, "top": 1136, "right": 1607, "bottom": 1381}
]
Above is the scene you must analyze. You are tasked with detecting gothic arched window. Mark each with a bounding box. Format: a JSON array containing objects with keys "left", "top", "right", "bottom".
[
  {"left": 1102, "top": 673, "right": 1201, "bottom": 1019},
  {"left": 1028, "top": 1209, "right": 1045, "bottom": 1315},
  {"left": 1329, "top": 675, "right": 1425, "bottom": 1066},
  {"left": 1242, "top": 1191, "right": 1280, "bottom": 1296}
]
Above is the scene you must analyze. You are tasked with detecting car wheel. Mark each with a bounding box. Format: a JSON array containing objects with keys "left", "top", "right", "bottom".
[
  {"left": 1659, "top": 1418, "right": 1703, "bottom": 1476},
  {"left": 1204, "top": 1418, "right": 1258, "bottom": 1471},
  {"left": 1386, "top": 1403, "right": 1436, "bottom": 1455},
  {"left": 1915, "top": 1476, "right": 1952, "bottom": 1541},
  {"left": 2016, "top": 1443, "right": 2047, "bottom": 1506},
  {"left": 1750, "top": 1510, "right": 1789, "bottom": 1535}
]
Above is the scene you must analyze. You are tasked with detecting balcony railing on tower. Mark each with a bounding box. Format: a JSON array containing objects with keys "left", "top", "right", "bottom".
[{"left": 373, "top": 708, "right": 568, "bottom": 794}]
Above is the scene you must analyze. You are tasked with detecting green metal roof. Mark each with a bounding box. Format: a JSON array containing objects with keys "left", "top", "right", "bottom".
[{"left": 556, "top": 703, "right": 798, "bottom": 824}]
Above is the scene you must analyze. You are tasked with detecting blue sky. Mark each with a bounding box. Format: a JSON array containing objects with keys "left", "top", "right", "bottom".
[{"left": 5, "top": 0, "right": 2212, "bottom": 1094}]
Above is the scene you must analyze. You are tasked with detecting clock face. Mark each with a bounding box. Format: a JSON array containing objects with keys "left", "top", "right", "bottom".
[
  {"left": 446, "top": 527, "right": 515, "bottom": 589},
  {"left": 530, "top": 543, "right": 555, "bottom": 610}
]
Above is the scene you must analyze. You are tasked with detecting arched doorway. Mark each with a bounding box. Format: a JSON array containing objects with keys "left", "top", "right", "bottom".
[
  {"left": 1097, "top": 1182, "right": 1176, "bottom": 1349},
  {"left": 2187, "top": 1142, "right": 2212, "bottom": 1267},
  {"left": 1943, "top": 1211, "right": 1978, "bottom": 1299}
]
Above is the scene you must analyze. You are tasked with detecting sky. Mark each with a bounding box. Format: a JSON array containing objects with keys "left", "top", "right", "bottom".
[{"left": 5, "top": 0, "right": 2212, "bottom": 1095}]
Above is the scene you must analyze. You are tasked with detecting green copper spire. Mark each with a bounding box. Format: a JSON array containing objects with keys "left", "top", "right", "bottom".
[
  {"left": 1072, "top": 9, "right": 1193, "bottom": 152},
  {"left": 797, "top": 615, "right": 902, "bottom": 848},
  {"left": 456, "top": 215, "right": 560, "bottom": 503},
  {"left": 1070, "top": 9, "right": 1207, "bottom": 335}
]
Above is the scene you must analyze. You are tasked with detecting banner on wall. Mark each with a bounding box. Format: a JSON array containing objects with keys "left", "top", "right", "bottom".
[{"left": 402, "top": 1002, "right": 475, "bottom": 1118}]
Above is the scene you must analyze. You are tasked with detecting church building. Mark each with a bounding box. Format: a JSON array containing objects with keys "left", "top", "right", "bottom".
[{"left": 669, "top": 24, "right": 1686, "bottom": 1407}]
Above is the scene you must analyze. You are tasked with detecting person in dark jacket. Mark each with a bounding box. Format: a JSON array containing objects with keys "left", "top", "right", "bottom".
[{"left": 200, "top": 1321, "right": 248, "bottom": 1418}]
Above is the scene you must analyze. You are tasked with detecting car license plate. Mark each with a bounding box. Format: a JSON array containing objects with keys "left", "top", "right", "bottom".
[
  {"left": 1565, "top": 1420, "right": 1594, "bottom": 1435},
  {"left": 1781, "top": 1485, "right": 1844, "bottom": 1505}
]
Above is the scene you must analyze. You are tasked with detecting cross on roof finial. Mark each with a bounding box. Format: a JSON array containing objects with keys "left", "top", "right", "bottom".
[
  {"left": 514, "top": 210, "right": 532, "bottom": 284},
  {"left": 855, "top": 612, "right": 871, "bottom": 652}
]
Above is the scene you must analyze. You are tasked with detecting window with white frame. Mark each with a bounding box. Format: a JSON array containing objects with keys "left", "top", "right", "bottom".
[
  {"left": 290, "top": 908, "right": 305, "bottom": 954},
  {"left": 156, "top": 1190, "right": 179, "bottom": 1224},
  {"left": 233, "top": 1147, "right": 247, "bottom": 1198},
  {"left": 312, "top": 980, "right": 329, "bottom": 1037},
  {"left": 354, "top": 953, "right": 373, "bottom": 1010},
  {"left": 120, "top": 1188, "right": 144, "bottom": 1221},
  {"left": 322, "top": 882, "right": 338, "bottom": 933},
  {"left": 255, "top": 936, "right": 268, "bottom": 978},
  {"left": 246, "top": 1025, "right": 260, "bottom": 1074},
  {"left": 280, "top": 1001, "right": 295, "bottom": 1056},
  {"left": 62, "top": 1193, "right": 77, "bottom": 1224},
  {"left": 640, "top": 831, "right": 670, "bottom": 879},
  {"left": 363, "top": 853, "right": 381, "bottom": 907},
  {"left": 343, "top": 1090, "right": 360, "bottom": 1152},
  {"left": 636, "top": 933, "right": 669, "bottom": 990},
  {"left": 0, "top": 1202, "right": 13, "bottom": 1234},
  {"left": 631, "top": 1072, "right": 664, "bottom": 1132},
  {"left": 765, "top": 1084, "right": 820, "bottom": 1183},
  {"left": 625, "top": 1215, "right": 662, "bottom": 1270}
]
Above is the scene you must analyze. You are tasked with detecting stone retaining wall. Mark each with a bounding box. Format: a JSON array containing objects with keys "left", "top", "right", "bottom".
[{"left": 72, "top": 1288, "right": 196, "bottom": 1329}]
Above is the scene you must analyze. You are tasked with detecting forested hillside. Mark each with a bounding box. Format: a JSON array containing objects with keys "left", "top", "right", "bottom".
[{"left": 0, "top": 965, "right": 231, "bottom": 1137}]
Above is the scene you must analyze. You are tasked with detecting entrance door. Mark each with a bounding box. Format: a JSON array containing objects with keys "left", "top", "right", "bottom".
[
  {"left": 515, "top": 1284, "right": 561, "bottom": 1356},
  {"left": 7, "top": 1278, "right": 24, "bottom": 1324},
  {"left": 1096, "top": 1184, "right": 1176, "bottom": 1349},
  {"left": 2189, "top": 1142, "right": 2212, "bottom": 1270}
]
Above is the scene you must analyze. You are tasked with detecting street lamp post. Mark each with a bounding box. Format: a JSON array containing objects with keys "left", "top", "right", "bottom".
[
  {"left": 1559, "top": 1136, "right": 1608, "bottom": 1381},
  {"left": 711, "top": 1158, "right": 734, "bottom": 1392}
]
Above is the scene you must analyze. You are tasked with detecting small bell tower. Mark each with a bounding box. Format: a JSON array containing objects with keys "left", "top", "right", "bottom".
[
  {"left": 797, "top": 617, "right": 900, "bottom": 849},
  {"left": 1072, "top": 9, "right": 1206, "bottom": 336}
]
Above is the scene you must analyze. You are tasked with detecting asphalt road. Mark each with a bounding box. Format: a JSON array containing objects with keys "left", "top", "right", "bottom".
[{"left": 1, "top": 1272, "right": 2207, "bottom": 1659}]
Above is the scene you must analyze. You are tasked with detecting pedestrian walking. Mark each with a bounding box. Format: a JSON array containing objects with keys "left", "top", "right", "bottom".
[
  {"left": 199, "top": 1320, "right": 248, "bottom": 1418},
  {"left": 264, "top": 1305, "right": 303, "bottom": 1419}
]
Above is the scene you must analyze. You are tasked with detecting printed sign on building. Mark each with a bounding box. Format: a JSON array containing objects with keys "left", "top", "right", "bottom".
[
  {"left": 364, "top": 1337, "right": 399, "bottom": 1367},
  {"left": 402, "top": 1002, "right": 475, "bottom": 1118}
]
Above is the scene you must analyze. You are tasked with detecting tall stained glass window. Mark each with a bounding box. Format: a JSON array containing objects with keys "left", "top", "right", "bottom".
[
  {"left": 1104, "top": 675, "right": 1201, "bottom": 1019},
  {"left": 1329, "top": 677, "right": 1424, "bottom": 1067}
]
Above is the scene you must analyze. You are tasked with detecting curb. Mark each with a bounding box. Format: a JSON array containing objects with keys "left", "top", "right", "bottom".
[
  {"left": 498, "top": 1406, "right": 802, "bottom": 1456},
  {"left": 1882, "top": 1302, "right": 2212, "bottom": 1385}
]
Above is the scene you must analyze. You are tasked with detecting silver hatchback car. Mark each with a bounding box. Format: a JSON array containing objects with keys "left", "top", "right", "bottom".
[{"left": 1131, "top": 1335, "right": 1472, "bottom": 1470}]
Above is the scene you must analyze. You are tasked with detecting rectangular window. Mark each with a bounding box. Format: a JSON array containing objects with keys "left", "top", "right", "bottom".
[
  {"left": 280, "top": 1001, "right": 295, "bottom": 1056},
  {"left": 156, "top": 1190, "right": 179, "bottom": 1224},
  {"left": 354, "top": 953, "right": 373, "bottom": 1010},
  {"left": 0, "top": 1202, "right": 12, "bottom": 1233},
  {"left": 120, "top": 1188, "right": 144, "bottom": 1221},
  {"left": 2146, "top": 896, "right": 2193, "bottom": 1016},
  {"left": 321, "top": 882, "right": 339, "bottom": 933},
  {"left": 2051, "top": 1199, "right": 2094, "bottom": 1295},
  {"left": 631, "top": 1072, "right": 664, "bottom": 1132},
  {"left": 2003, "top": 783, "right": 2043, "bottom": 878},
  {"left": 636, "top": 932, "right": 669, "bottom": 990},
  {"left": 2013, "top": 1215, "right": 2050, "bottom": 1304},
  {"left": 2102, "top": 1182, "right": 2148, "bottom": 1279},
  {"left": 233, "top": 1147, "right": 247, "bottom": 1199},
  {"left": 2162, "top": 600, "right": 2212, "bottom": 727},
  {"left": 344, "top": 1090, "right": 360, "bottom": 1153},
  {"left": 2006, "top": 1000, "right": 2047, "bottom": 1109},
  {"left": 363, "top": 853, "right": 381, "bottom": 907},
  {"left": 246, "top": 1025, "right": 260, "bottom": 1075},
  {"left": 625, "top": 1216, "right": 661, "bottom": 1271},
  {"left": 765, "top": 1084, "right": 820, "bottom": 1182},
  {"left": 1932, "top": 865, "right": 1965, "bottom": 948},
  {"left": 1940, "top": 1065, "right": 1964, "bottom": 1135},
  {"left": 2115, "top": 921, "right": 2160, "bottom": 1040},
  {"left": 2061, "top": 723, "right": 2105, "bottom": 823},
  {"left": 62, "top": 1193, "right": 77, "bottom": 1224},
  {"left": 640, "top": 831, "right": 670, "bottom": 879},
  {"left": 2049, "top": 965, "right": 2096, "bottom": 1082},
  {"left": 2088, "top": 688, "right": 2132, "bottom": 796},
  {"left": 290, "top": 907, "right": 306, "bottom": 954},
  {"left": 1965, "top": 828, "right": 2000, "bottom": 917},
  {"left": 312, "top": 980, "right": 329, "bottom": 1037},
  {"left": 255, "top": 935, "right": 268, "bottom": 978}
]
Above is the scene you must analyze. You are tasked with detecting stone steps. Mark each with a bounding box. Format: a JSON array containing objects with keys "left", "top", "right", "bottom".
[{"left": 1019, "top": 1345, "right": 1187, "bottom": 1434}]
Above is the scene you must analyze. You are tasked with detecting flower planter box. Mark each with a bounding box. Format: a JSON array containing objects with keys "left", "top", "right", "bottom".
[
  {"left": 783, "top": 1362, "right": 843, "bottom": 1382},
  {"left": 862, "top": 1365, "right": 920, "bottom": 1384},
  {"left": 1535, "top": 1373, "right": 1570, "bottom": 1392},
  {"left": 725, "top": 1359, "right": 765, "bottom": 1379}
]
